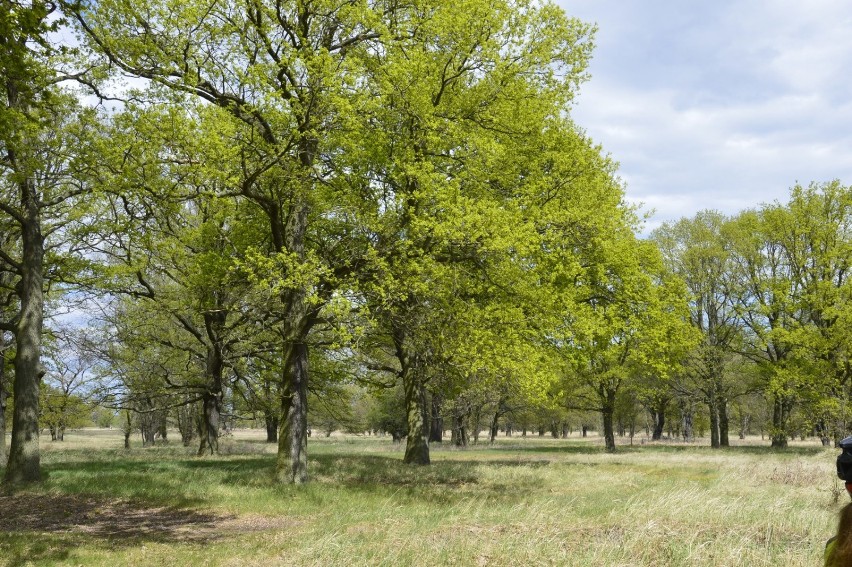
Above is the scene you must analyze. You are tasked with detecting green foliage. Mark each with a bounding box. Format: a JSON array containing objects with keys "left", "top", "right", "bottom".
[
  {"left": 366, "top": 385, "right": 408, "bottom": 440},
  {"left": 40, "top": 384, "right": 91, "bottom": 438}
]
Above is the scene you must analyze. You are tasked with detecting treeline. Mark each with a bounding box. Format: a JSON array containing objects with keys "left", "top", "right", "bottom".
[{"left": 0, "top": 1, "right": 846, "bottom": 489}]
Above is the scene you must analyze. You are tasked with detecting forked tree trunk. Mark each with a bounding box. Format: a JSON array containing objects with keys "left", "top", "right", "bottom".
[
  {"left": 197, "top": 392, "right": 222, "bottom": 456},
  {"left": 650, "top": 397, "right": 667, "bottom": 441},
  {"left": 452, "top": 411, "right": 469, "bottom": 447}
]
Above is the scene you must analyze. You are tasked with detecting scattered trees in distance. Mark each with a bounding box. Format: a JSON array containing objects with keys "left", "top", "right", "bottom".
[{"left": 1, "top": 1, "right": 851, "bottom": 488}]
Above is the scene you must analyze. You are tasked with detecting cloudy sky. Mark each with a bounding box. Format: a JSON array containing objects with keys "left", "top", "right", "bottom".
[{"left": 558, "top": 0, "right": 852, "bottom": 232}]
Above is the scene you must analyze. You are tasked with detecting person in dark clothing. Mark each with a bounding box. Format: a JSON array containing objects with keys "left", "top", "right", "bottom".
[{"left": 827, "top": 437, "right": 852, "bottom": 566}]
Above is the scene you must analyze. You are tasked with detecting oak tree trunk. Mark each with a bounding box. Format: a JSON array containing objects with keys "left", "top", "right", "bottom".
[
  {"left": 771, "top": 395, "right": 791, "bottom": 448},
  {"left": 0, "top": 333, "right": 8, "bottom": 465},
  {"left": 402, "top": 369, "right": 429, "bottom": 464},
  {"left": 602, "top": 406, "right": 616, "bottom": 453},
  {"left": 198, "top": 316, "right": 226, "bottom": 455},
  {"left": 718, "top": 395, "right": 729, "bottom": 447},
  {"left": 277, "top": 342, "right": 309, "bottom": 482},
  {"left": 197, "top": 392, "right": 221, "bottom": 456},
  {"left": 5, "top": 186, "right": 45, "bottom": 484},
  {"left": 265, "top": 411, "right": 279, "bottom": 443},
  {"left": 709, "top": 398, "right": 720, "bottom": 449},
  {"left": 429, "top": 394, "right": 443, "bottom": 443}
]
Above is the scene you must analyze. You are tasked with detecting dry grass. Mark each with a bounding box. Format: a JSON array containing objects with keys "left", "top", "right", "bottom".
[{"left": 0, "top": 429, "right": 841, "bottom": 566}]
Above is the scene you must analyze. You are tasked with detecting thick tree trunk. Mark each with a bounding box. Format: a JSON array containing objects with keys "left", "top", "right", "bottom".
[
  {"left": 452, "top": 411, "right": 469, "bottom": 447},
  {"left": 602, "top": 406, "right": 616, "bottom": 453},
  {"left": 489, "top": 412, "right": 500, "bottom": 443},
  {"left": 402, "top": 369, "right": 429, "bottom": 464},
  {"left": 471, "top": 405, "right": 482, "bottom": 444},
  {"left": 198, "top": 310, "right": 226, "bottom": 455},
  {"left": 680, "top": 399, "right": 694, "bottom": 442},
  {"left": 265, "top": 411, "right": 279, "bottom": 443},
  {"left": 771, "top": 395, "right": 791, "bottom": 448},
  {"left": 157, "top": 412, "right": 167, "bottom": 442},
  {"left": 272, "top": 174, "right": 313, "bottom": 483},
  {"left": 140, "top": 410, "right": 157, "bottom": 447},
  {"left": 489, "top": 397, "right": 507, "bottom": 444},
  {"left": 709, "top": 398, "right": 720, "bottom": 448},
  {"left": 650, "top": 399, "right": 667, "bottom": 441},
  {"left": 718, "top": 395, "right": 729, "bottom": 447},
  {"left": 197, "top": 392, "right": 222, "bottom": 456},
  {"left": 0, "top": 333, "right": 8, "bottom": 465},
  {"left": 739, "top": 413, "right": 751, "bottom": 440},
  {"left": 277, "top": 342, "right": 309, "bottom": 482},
  {"left": 5, "top": 196, "right": 45, "bottom": 484},
  {"left": 429, "top": 394, "right": 443, "bottom": 443},
  {"left": 177, "top": 401, "right": 197, "bottom": 446}
]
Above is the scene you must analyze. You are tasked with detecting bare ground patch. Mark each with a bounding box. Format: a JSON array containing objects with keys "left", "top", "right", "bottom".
[{"left": 0, "top": 493, "right": 285, "bottom": 542}]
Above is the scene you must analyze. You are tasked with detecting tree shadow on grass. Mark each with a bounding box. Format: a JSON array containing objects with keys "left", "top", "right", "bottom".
[
  {"left": 0, "top": 492, "right": 237, "bottom": 567},
  {"left": 727, "top": 445, "right": 826, "bottom": 456},
  {"left": 486, "top": 443, "right": 630, "bottom": 455}
]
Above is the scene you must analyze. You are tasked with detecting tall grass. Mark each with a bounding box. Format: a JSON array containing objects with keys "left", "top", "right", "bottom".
[{"left": 0, "top": 431, "right": 840, "bottom": 566}]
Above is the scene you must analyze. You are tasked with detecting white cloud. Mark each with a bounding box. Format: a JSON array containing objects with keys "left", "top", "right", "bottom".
[{"left": 560, "top": 0, "right": 852, "bottom": 227}]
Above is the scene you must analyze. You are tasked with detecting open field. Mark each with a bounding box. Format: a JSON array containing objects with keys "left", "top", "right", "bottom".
[{"left": 0, "top": 430, "right": 842, "bottom": 566}]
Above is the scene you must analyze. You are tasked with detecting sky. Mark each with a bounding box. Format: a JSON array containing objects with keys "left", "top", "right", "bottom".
[{"left": 558, "top": 0, "right": 852, "bottom": 232}]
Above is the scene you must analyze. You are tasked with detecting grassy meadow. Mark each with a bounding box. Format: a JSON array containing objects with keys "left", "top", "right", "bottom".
[{"left": 0, "top": 430, "right": 842, "bottom": 566}]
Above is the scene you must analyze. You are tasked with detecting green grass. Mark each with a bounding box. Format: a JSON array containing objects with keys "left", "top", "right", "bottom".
[{"left": 0, "top": 431, "right": 842, "bottom": 566}]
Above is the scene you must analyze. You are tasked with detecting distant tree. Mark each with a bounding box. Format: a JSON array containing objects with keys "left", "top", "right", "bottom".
[
  {"left": 40, "top": 330, "right": 101, "bottom": 441},
  {"left": 653, "top": 211, "right": 743, "bottom": 448},
  {"left": 367, "top": 385, "right": 408, "bottom": 443},
  {"left": 562, "top": 234, "right": 697, "bottom": 452}
]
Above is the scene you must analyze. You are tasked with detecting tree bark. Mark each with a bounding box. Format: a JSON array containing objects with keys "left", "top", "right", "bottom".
[
  {"left": 123, "top": 410, "right": 132, "bottom": 449},
  {"left": 265, "top": 411, "right": 279, "bottom": 443},
  {"left": 650, "top": 398, "right": 667, "bottom": 441},
  {"left": 4, "top": 182, "right": 45, "bottom": 484},
  {"left": 602, "top": 405, "right": 616, "bottom": 453},
  {"left": 718, "top": 395, "right": 729, "bottom": 447},
  {"left": 197, "top": 392, "right": 221, "bottom": 456},
  {"left": 198, "top": 310, "right": 226, "bottom": 456},
  {"left": 709, "top": 397, "right": 720, "bottom": 449},
  {"left": 177, "top": 401, "right": 197, "bottom": 446},
  {"left": 680, "top": 399, "right": 694, "bottom": 442},
  {"left": 0, "top": 333, "right": 8, "bottom": 465},
  {"left": 429, "top": 393, "right": 443, "bottom": 443},
  {"left": 451, "top": 410, "right": 469, "bottom": 447},
  {"left": 277, "top": 341, "right": 309, "bottom": 482},
  {"left": 771, "top": 395, "right": 791, "bottom": 448},
  {"left": 402, "top": 368, "right": 429, "bottom": 464}
]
